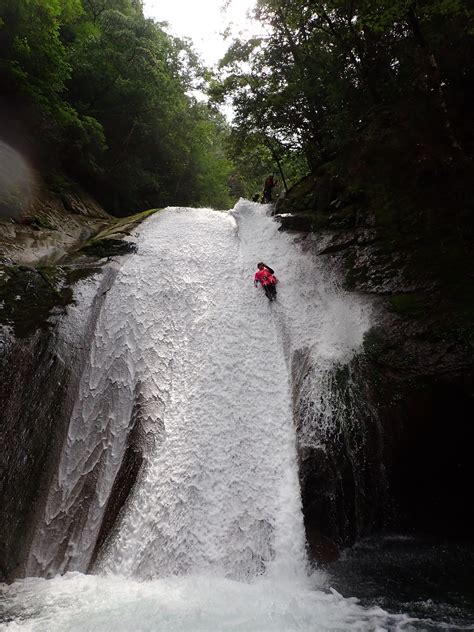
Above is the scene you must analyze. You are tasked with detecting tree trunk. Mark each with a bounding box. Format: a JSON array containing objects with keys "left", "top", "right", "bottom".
[
  {"left": 407, "top": 4, "right": 462, "bottom": 153},
  {"left": 264, "top": 138, "right": 288, "bottom": 193}
]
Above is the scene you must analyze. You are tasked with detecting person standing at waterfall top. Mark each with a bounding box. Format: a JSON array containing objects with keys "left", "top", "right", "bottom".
[
  {"left": 254, "top": 262, "right": 278, "bottom": 301},
  {"left": 263, "top": 174, "right": 278, "bottom": 203}
]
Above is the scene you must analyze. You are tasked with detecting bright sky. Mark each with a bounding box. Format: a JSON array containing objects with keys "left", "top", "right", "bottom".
[{"left": 143, "top": 0, "right": 257, "bottom": 67}]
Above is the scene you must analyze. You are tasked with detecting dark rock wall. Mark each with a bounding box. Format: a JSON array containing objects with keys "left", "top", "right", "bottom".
[
  {"left": 0, "top": 330, "right": 67, "bottom": 580},
  {"left": 366, "top": 353, "right": 474, "bottom": 539},
  {"left": 291, "top": 350, "right": 388, "bottom": 562},
  {"left": 0, "top": 266, "right": 119, "bottom": 580},
  {"left": 0, "top": 192, "right": 157, "bottom": 581},
  {"left": 280, "top": 172, "right": 474, "bottom": 562}
]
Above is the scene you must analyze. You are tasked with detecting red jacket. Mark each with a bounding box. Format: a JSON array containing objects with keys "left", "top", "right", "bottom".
[{"left": 255, "top": 267, "right": 277, "bottom": 286}]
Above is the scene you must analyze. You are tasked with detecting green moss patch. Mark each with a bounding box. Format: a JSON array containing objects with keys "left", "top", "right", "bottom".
[
  {"left": 388, "top": 294, "right": 427, "bottom": 318},
  {"left": 78, "top": 208, "right": 159, "bottom": 259},
  {"left": 21, "top": 212, "right": 59, "bottom": 232},
  {"left": 92, "top": 208, "right": 159, "bottom": 241},
  {"left": 81, "top": 239, "right": 137, "bottom": 259},
  {"left": 0, "top": 208, "right": 160, "bottom": 338},
  {"left": 0, "top": 264, "right": 106, "bottom": 338}
]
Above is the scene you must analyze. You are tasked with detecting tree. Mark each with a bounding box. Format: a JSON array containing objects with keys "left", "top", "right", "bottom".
[
  {"left": 215, "top": 0, "right": 474, "bottom": 173},
  {"left": 0, "top": 0, "right": 239, "bottom": 213}
]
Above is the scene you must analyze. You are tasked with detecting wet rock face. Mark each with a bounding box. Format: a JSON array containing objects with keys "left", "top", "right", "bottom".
[
  {"left": 0, "top": 265, "right": 148, "bottom": 581},
  {"left": 88, "top": 388, "right": 161, "bottom": 571},
  {"left": 0, "top": 266, "right": 74, "bottom": 338},
  {"left": 274, "top": 213, "right": 314, "bottom": 232},
  {"left": 0, "top": 325, "right": 82, "bottom": 580},
  {"left": 292, "top": 351, "right": 389, "bottom": 561},
  {"left": 364, "top": 347, "right": 474, "bottom": 538},
  {"left": 281, "top": 171, "right": 474, "bottom": 559},
  {"left": 293, "top": 333, "right": 474, "bottom": 563},
  {"left": 0, "top": 189, "right": 105, "bottom": 580},
  {"left": 0, "top": 182, "right": 112, "bottom": 267},
  {"left": 0, "top": 190, "right": 158, "bottom": 580},
  {"left": 61, "top": 191, "right": 110, "bottom": 219},
  {"left": 298, "top": 441, "right": 358, "bottom": 562},
  {"left": 296, "top": 312, "right": 474, "bottom": 559}
]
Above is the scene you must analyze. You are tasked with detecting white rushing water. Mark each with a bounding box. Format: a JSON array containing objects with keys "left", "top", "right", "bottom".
[{"left": 1, "top": 201, "right": 415, "bottom": 630}]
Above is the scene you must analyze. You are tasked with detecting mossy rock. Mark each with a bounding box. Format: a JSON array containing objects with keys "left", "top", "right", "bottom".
[
  {"left": 92, "top": 208, "right": 159, "bottom": 241},
  {"left": 21, "top": 212, "right": 58, "bottom": 231},
  {"left": 0, "top": 264, "right": 103, "bottom": 338},
  {"left": 277, "top": 214, "right": 315, "bottom": 232},
  {"left": 0, "top": 207, "right": 158, "bottom": 338},
  {"left": 388, "top": 294, "right": 427, "bottom": 319},
  {"left": 0, "top": 266, "right": 72, "bottom": 338},
  {"left": 81, "top": 238, "right": 137, "bottom": 259}
]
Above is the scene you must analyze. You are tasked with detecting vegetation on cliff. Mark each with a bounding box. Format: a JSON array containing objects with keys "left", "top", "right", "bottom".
[
  {"left": 215, "top": 0, "right": 473, "bottom": 271},
  {"left": 215, "top": 0, "right": 474, "bottom": 358},
  {"left": 217, "top": 1, "right": 473, "bottom": 166}
]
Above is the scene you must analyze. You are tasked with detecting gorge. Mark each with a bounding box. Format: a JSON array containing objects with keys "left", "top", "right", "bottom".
[{"left": 1, "top": 201, "right": 473, "bottom": 630}]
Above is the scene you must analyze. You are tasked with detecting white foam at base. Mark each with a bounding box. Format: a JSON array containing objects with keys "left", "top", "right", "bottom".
[{"left": 1, "top": 572, "right": 415, "bottom": 632}]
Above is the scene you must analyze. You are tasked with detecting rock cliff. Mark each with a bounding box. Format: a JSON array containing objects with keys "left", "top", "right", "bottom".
[
  {"left": 277, "top": 169, "right": 474, "bottom": 561},
  {"left": 0, "top": 182, "right": 156, "bottom": 580}
]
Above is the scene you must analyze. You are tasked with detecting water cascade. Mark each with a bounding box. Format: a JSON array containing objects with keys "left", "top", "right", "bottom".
[{"left": 1, "top": 201, "right": 414, "bottom": 630}]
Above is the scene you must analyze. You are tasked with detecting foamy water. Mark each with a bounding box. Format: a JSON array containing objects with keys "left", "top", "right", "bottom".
[
  {"left": 1, "top": 572, "right": 415, "bottom": 631},
  {"left": 1, "top": 201, "right": 416, "bottom": 630}
]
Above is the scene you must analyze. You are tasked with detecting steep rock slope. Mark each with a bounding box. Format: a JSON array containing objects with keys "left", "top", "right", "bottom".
[
  {"left": 277, "top": 171, "right": 474, "bottom": 555},
  {"left": 0, "top": 183, "right": 156, "bottom": 580}
]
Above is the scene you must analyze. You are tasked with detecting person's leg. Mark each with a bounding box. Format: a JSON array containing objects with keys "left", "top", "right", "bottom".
[{"left": 264, "top": 283, "right": 276, "bottom": 301}]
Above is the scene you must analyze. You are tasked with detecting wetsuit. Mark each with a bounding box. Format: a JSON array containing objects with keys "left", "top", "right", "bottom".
[{"left": 254, "top": 265, "right": 277, "bottom": 301}]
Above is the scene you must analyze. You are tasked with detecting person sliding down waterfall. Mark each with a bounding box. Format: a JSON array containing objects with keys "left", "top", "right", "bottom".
[{"left": 254, "top": 262, "right": 278, "bottom": 301}]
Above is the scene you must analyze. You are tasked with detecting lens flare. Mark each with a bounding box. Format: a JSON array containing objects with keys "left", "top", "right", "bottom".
[{"left": 0, "top": 140, "right": 34, "bottom": 218}]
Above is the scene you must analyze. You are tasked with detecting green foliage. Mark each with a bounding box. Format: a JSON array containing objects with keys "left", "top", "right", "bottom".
[
  {"left": 225, "top": 129, "right": 307, "bottom": 199},
  {"left": 0, "top": 0, "right": 238, "bottom": 213},
  {"left": 228, "top": 134, "right": 275, "bottom": 198},
  {"left": 0, "top": 0, "right": 70, "bottom": 105},
  {"left": 183, "top": 104, "right": 235, "bottom": 209},
  {"left": 214, "top": 0, "right": 474, "bottom": 297},
  {"left": 216, "top": 0, "right": 474, "bottom": 175}
]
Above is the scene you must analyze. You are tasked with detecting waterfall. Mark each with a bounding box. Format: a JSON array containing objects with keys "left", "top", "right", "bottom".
[
  {"left": 94, "top": 204, "right": 307, "bottom": 581},
  {"left": 2, "top": 201, "right": 412, "bottom": 630}
]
